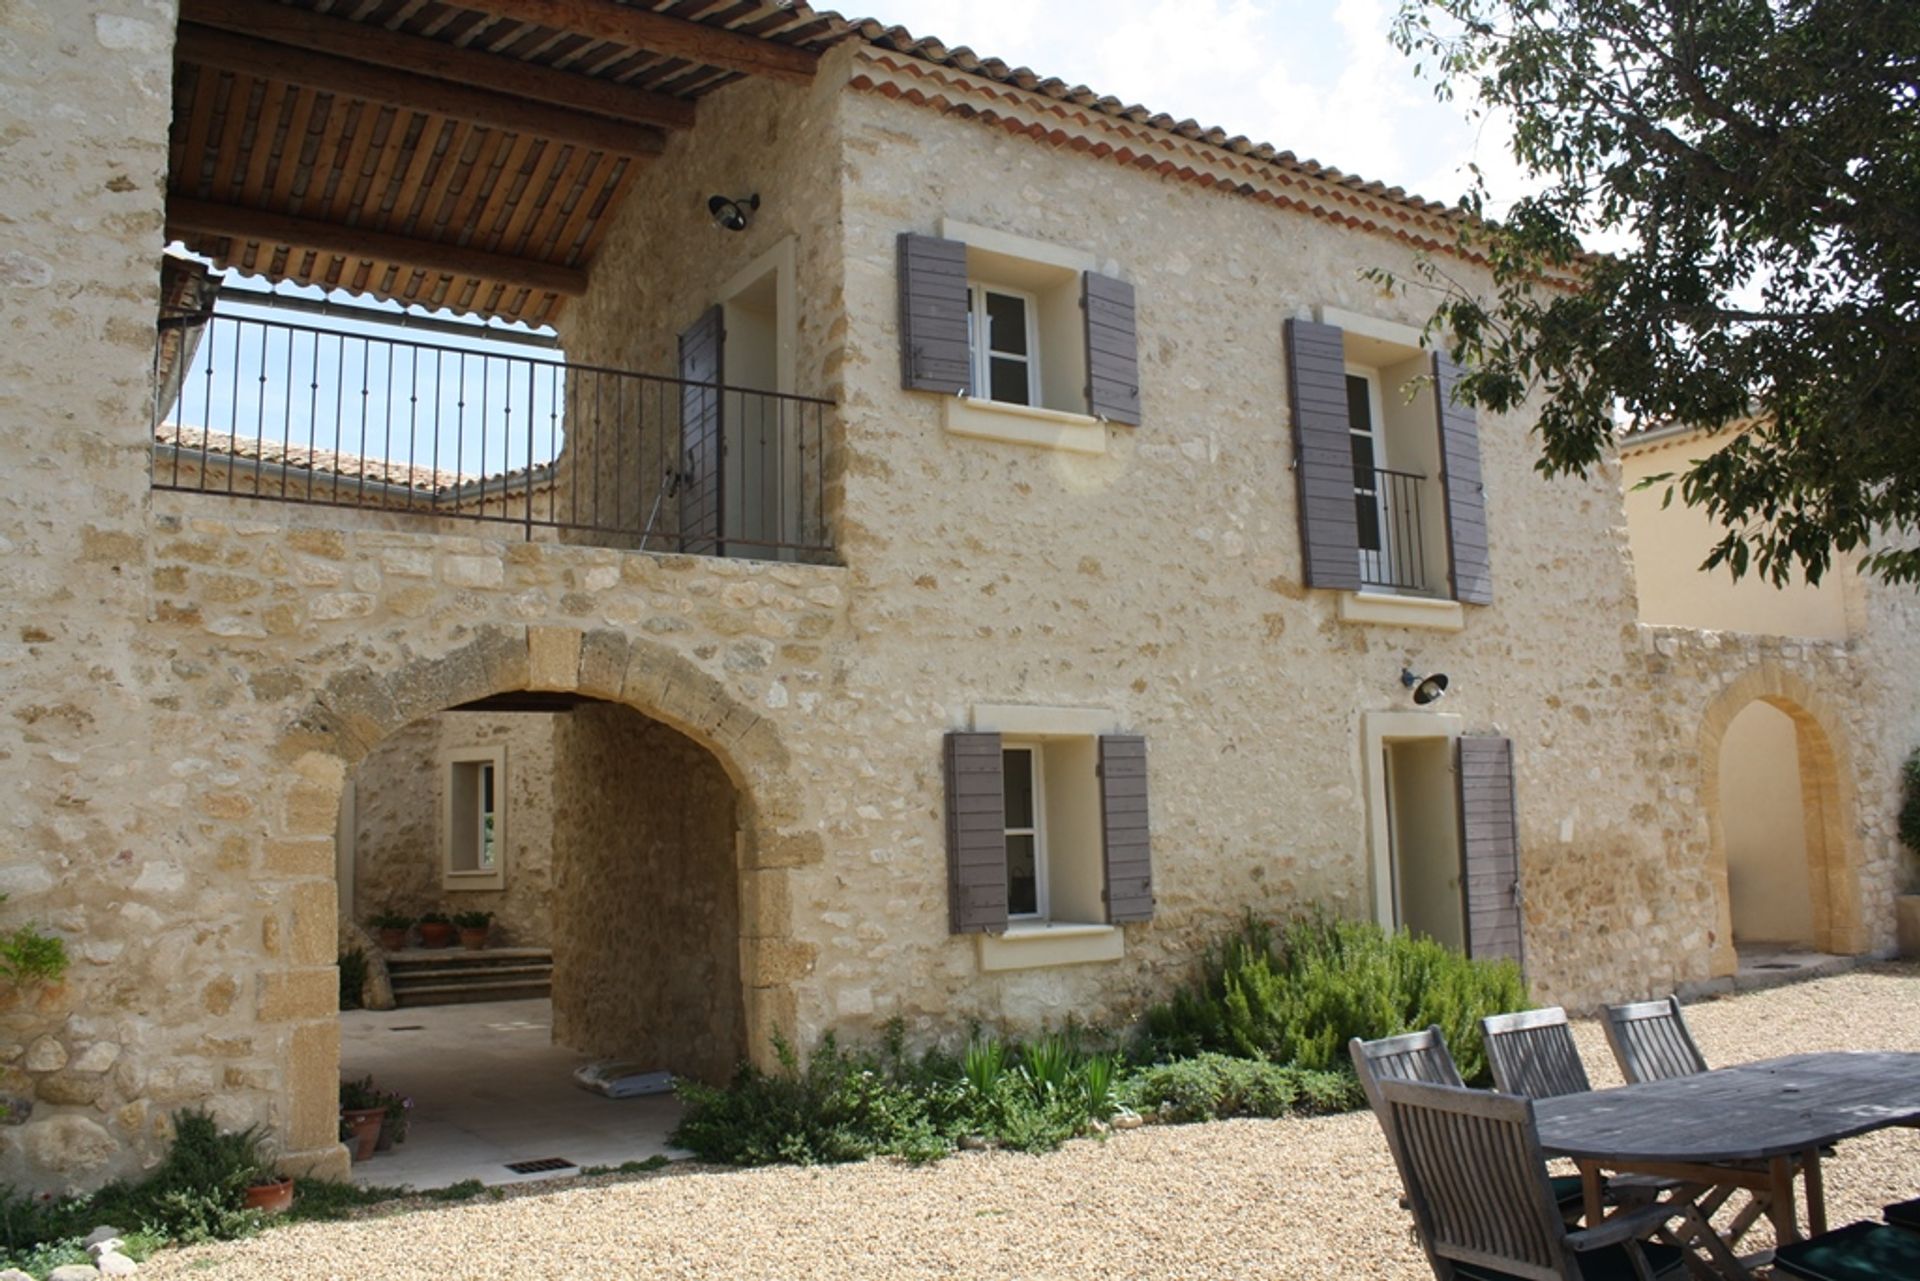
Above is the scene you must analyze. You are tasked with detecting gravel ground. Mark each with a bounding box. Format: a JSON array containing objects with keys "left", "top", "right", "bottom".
[{"left": 145, "top": 965, "right": 1920, "bottom": 1281}]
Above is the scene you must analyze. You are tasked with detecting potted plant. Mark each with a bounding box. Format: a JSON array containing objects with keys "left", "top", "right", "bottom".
[
  {"left": 339, "top": 1075, "right": 385, "bottom": 1159},
  {"left": 373, "top": 1085, "right": 412, "bottom": 1152},
  {"left": 369, "top": 911, "right": 413, "bottom": 952},
  {"left": 416, "top": 911, "right": 454, "bottom": 949},
  {"left": 454, "top": 910, "right": 494, "bottom": 950}
]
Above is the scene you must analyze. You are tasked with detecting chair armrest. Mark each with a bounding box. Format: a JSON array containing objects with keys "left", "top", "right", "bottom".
[{"left": 1564, "top": 1202, "right": 1686, "bottom": 1252}]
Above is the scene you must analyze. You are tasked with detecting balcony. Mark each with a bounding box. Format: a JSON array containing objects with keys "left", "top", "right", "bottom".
[
  {"left": 1357, "top": 466, "right": 1436, "bottom": 595},
  {"left": 152, "top": 293, "right": 834, "bottom": 561}
]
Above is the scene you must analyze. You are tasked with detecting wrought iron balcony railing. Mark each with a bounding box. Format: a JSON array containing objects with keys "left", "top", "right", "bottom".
[
  {"left": 1357, "top": 465, "right": 1432, "bottom": 594},
  {"left": 152, "top": 299, "right": 833, "bottom": 560}
]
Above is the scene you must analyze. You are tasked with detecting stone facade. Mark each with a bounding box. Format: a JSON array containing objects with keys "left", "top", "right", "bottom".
[
  {"left": 347, "top": 711, "right": 558, "bottom": 949},
  {"left": 0, "top": 8, "right": 1915, "bottom": 1194},
  {"left": 549, "top": 704, "right": 745, "bottom": 1084}
]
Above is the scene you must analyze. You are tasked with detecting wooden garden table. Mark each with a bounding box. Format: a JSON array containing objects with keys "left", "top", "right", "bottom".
[{"left": 1534, "top": 1051, "right": 1920, "bottom": 1278}]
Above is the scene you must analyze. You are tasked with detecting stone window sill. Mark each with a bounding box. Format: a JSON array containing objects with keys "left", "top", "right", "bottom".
[
  {"left": 943, "top": 396, "right": 1106, "bottom": 456},
  {"left": 976, "top": 921, "right": 1124, "bottom": 972},
  {"left": 1338, "top": 591, "right": 1466, "bottom": 632}
]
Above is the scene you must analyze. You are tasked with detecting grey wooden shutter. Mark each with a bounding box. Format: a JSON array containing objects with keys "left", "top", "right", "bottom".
[
  {"left": 1457, "top": 736, "right": 1523, "bottom": 965},
  {"left": 1285, "top": 319, "right": 1362, "bottom": 590},
  {"left": 1099, "top": 734, "right": 1154, "bottom": 924},
  {"left": 1433, "top": 354, "right": 1493, "bottom": 604},
  {"left": 677, "top": 305, "right": 725, "bottom": 557},
  {"left": 1082, "top": 272, "right": 1141, "bottom": 425},
  {"left": 945, "top": 731, "right": 1008, "bottom": 934},
  {"left": 898, "top": 233, "right": 971, "bottom": 394}
]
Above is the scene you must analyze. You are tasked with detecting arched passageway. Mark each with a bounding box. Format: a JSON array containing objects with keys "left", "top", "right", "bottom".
[
  {"left": 1700, "top": 668, "right": 1866, "bottom": 976},
  {"left": 265, "top": 625, "right": 812, "bottom": 1182}
]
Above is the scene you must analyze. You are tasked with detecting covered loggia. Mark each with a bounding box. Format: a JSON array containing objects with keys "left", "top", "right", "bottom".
[{"left": 335, "top": 690, "right": 746, "bottom": 1186}]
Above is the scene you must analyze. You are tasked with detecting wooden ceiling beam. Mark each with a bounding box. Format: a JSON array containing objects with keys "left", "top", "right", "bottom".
[
  {"left": 166, "top": 198, "right": 590, "bottom": 298},
  {"left": 178, "top": 0, "right": 696, "bottom": 132},
  {"left": 453, "top": 0, "right": 820, "bottom": 85},
  {"left": 175, "top": 23, "right": 666, "bottom": 159}
]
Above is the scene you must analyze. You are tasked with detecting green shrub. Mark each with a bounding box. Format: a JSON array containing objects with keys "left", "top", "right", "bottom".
[
  {"left": 672, "top": 1022, "right": 1125, "bottom": 1166},
  {"left": 1141, "top": 911, "right": 1528, "bottom": 1085},
  {"left": 1121, "top": 1054, "right": 1362, "bottom": 1123},
  {"left": 0, "top": 895, "right": 68, "bottom": 989},
  {"left": 672, "top": 1031, "right": 946, "bottom": 1166},
  {"left": 338, "top": 947, "right": 368, "bottom": 1012}
]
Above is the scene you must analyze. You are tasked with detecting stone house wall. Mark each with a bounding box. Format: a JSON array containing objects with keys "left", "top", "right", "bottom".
[
  {"left": 0, "top": 8, "right": 1915, "bottom": 1195},
  {"left": 549, "top": 704, "right": 745, "bottom": 1084},
  {"left": 347, "top": 711, "right": 559, "bottom": 949}
]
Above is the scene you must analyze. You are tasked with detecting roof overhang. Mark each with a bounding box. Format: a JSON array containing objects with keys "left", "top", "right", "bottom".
[{"left": 164, "top": 0, "right": 848, "bottom": 324}]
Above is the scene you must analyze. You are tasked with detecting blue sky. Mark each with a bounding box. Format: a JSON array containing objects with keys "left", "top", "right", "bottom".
[{"left": 854, "top": 0, "right": 1522, "bottom": 212}]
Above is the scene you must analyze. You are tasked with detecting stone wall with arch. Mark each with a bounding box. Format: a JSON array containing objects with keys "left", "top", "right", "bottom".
[
  {"left": 1640, "top": 625, "right": 1920, "bottom": 984},
  {"left": 268, "top": 614, "right": 830, "bottom": 1177}
]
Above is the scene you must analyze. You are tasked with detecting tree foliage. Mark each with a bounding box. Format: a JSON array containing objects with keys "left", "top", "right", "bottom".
[{"left": 1388, "top": 0, "right": 1920, "bottom": 584}]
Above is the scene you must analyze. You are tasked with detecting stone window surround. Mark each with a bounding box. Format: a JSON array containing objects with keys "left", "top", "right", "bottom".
[
  {"left": 938, "top": 220, "right": 1108, "bottom": 457},
  {"left": 1317, "top": 304, "right": 1466, "bottom": 633},
  {"left": 968, "top": 702, "right": 1127, "bottom": 972},
  {"left": 441, "top": 743, "right": 507, "bottom": 892}
]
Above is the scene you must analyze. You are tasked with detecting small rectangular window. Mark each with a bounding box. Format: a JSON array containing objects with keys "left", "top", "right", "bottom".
[
  {"left": 1348, "top": 373, "right": 1383, "bottom": 556},
  {"left": 443, "top": 748, "right": 506, "bottom": 890},
  {"left": 1002, "top": 745, "right": 1046, "bottom": 918},
  {"left": 969, "top": 285, "right": 1037, "bottom": 407}
]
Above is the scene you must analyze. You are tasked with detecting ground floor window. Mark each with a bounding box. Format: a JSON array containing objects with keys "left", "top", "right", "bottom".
[{"left": 443, "top": 746, "right": 506, "bottom": 890}]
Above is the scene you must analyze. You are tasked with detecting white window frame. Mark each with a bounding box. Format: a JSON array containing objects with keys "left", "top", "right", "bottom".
[
  {"left": 1345, "top": 363, "right": 1395, "bottom": 589},
  {"left": 1002, "top": 742, "right": 1049, "bottom": 921},
  {"left": 441, "top": 745, "right": 506, "bottom": 892},
  {"left": 968, "top": 283, "right": 1040, "bottom": 408}
]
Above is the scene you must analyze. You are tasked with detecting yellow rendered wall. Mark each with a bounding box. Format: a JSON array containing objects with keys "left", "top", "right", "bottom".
[{"left": 1620, "top": 434, "right": 1851, "bottom": 639}]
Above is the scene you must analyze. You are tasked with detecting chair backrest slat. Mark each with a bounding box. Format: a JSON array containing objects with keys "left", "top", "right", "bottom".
[
  {"left": 1382, "top": 1078, "right": 1573, "bottom": 1281},
  {"left": 1602, "top": 995, "right": 1708, "bottom": 1084},
  {"left": 1481, "top": 1007, "right": 1592, "bottom": 1099},
  {"left": 1350, "top": 1026, "right": 1464, "bottom": 1112}
]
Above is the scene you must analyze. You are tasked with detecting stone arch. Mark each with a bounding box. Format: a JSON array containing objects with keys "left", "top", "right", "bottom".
[
  {"left": 1699, "top": 664, "right": 1864, "bottom": 976},
  {"left": 263, "top": 624, "right": 817, "bottom": 1177}
]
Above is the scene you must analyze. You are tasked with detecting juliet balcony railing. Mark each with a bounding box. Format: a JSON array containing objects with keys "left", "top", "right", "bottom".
[
  {"left": 152, "top": 298, "right": 834, "bottom": 559},
  {"left": 1357, "top": 465, "right": 1432, "bottom": 594}
]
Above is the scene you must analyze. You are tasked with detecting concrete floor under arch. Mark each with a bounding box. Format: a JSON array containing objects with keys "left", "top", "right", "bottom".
[{"left": 339, "top": 997, "right": 688, "bottom": 1190}]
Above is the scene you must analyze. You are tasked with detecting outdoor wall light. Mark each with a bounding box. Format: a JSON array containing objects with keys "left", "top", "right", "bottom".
[
  {"left": 707, "top": 193, "right": 759, "bottom": 232},
  {"left": 1401, "top": 667, "right": 1450, "bottom": 706}
]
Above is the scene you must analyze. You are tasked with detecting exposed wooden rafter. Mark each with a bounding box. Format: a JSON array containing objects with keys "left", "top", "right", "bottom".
[
  {"left": 177, "top": 0, "right": 697, "bottom": 132},
  {"left": 166, "top": 199, "right": 591, "bottom": 298},
  {"left": 174, "top": 23, "right": 667, "bottom": 159},
  {"left": 452, "top": 0, "right": 820, "bottom": 85}
]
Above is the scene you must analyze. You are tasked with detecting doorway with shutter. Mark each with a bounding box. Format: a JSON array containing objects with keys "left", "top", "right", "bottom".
[
  {"left": 1363, "top": 711, "right": 1526, "bottom": 964},
  {"left": 675, "top": 238, "right": 804, "bottom": 560},
  {"left": 1383, "top": 737, "right": 1466, "bottom": 950}
]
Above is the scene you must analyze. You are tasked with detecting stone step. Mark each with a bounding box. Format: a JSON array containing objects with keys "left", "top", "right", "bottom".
[
  {"left": 385, "top": 946, "right": 553, "bottom": 966},
  {"left": 389, "top": 962, "right": 554, "bottom": 986},
  {"left": 391, "top": 979, "right": 553, "bottom": 1007}
]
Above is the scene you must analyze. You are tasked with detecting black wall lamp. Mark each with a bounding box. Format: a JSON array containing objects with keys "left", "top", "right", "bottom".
[
  {"left": 1400, "top": 667, "right": 1450, "bottom": 706},
  {"left": 708, "top": 193, "right": 759, "bottom": 232}
]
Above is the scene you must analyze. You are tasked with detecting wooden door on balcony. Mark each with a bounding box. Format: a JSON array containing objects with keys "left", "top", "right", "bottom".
[{"left": 678, "top": 305, "right": 725, "bottom": 556}]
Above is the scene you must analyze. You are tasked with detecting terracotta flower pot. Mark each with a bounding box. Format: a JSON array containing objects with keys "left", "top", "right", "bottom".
[
  {"left": 341, "top": 1106, "right": 385, "bottom": 1160},
  {"left": 376, "top": 927, "right": 408, "bottom": 951},
  {"left": 417, "top": 922, "right": 454, "bottom": 949},
  {"left": 244, "top": 1176, "right": 295, "bottom": 1214},
  {"left": 459, "top": 927, "right": 489, "bottom": 951}
]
